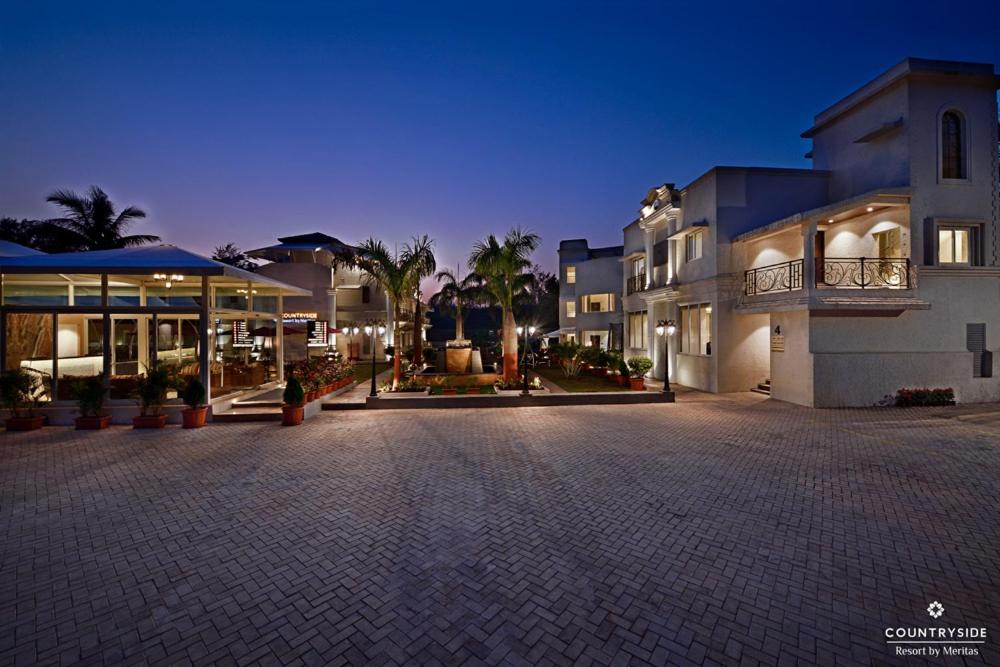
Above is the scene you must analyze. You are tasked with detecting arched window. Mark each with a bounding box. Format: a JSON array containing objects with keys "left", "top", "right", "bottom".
[{"left": 941, "top": 111, "right": 965, "bottom": 179}]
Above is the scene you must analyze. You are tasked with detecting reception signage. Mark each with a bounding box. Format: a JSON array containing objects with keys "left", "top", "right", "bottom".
[
  {"left": 307, "top": 320, "right": 329, "bottom": 347},
  {"left": 233, "top": 320, "right": 253, "bottom": 347}
]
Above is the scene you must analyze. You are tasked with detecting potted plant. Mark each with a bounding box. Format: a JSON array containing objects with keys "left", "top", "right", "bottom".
[
  {"left": 281, "top": 377, "right": 305, "bottom": 426},
  {"left": 626, "top": 356, "right": 653, "bottom": 391},
  {"left": 180, "top": 377, "right": 208, "bottom": 428},
  {"left": 72, "top": 376, "right": 110, "bottom": 429},
  {"left": 1, "top": 368, "right": 48, "bottom": 431},
  {"left": 132, "top": 364, "right": 171, "bottom": 428},
  {"left": 616, "top": 358, "right": 629, "bottom": 386}
]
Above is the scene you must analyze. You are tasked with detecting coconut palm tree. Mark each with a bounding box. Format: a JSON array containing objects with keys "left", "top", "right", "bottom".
[
  {"left": 468, "top": 228, "right": 540, "bottom": 381},
  {"left": 44, "top": 186, "right": 159, "bottom": 251},
  {"left": 429, "top": 268, "right": 480, "bottom": 341},
  {"left": 355, "top": 237, "right": 435, "bottom": 390},
  {"left": 407, "top": 235, "right": 436, "bottom": 369}
]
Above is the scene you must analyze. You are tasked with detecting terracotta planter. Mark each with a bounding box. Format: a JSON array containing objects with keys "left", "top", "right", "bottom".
[
  {"left": 182, "top": 406, "right": 208, "bottom": 429},
  {"left": 282, "top": 404, "right": 304, "bottom": 426},
  {"left": 629, "top": 378, "right": 646, "bottom": 391},
  {"left": 615, "top": 375, "right": 626, "bottom": 386},
  {"left": 75, "top": 415, "right": 111, "bottom": 430},
  {"left": 305, "top": 391, "right": 316, "bottom": 402},
  {"left": 593, "top": 368, "right": 608, "bottom": 377},
  {"left": 6, "top": 415, "right": 45, "bottom": 431},
  {"left": 443, "top": 388, "right": 458, "bottom": 395},
  {"left": 466, "top": 387, "right": 480, "bottom": 395},
  {"left": 133, "top": 414, "right": 168, "bottom": 429}
]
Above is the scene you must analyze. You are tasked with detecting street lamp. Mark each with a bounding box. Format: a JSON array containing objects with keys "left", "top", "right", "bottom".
[
  {"left": 516, "top": 325, "right": 537, "bottom": 396},
  {"left": 368, "top": 324, "right": 386, "bottom": 397},
  {"left": 655, "top": 319, "right": 676, "bottom": 401}
]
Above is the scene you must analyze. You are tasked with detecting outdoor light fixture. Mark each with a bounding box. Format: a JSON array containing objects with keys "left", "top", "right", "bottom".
[
  {"left": 866, "top": 206, "right": 874, "bottom": 212},
  {"left": 369, "top": 323, "right": 386, "bottom": 398},
  {"left": 520, "top": 325, "right": 537, "bottom": 396},
  {"left": 153, "top": 273, "right": 184, "bottom": 289},
  {"left": 656, "top": 319, "right": 677, "bottom": 400}
]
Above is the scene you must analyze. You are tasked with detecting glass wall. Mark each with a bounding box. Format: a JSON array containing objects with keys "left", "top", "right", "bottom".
[
  {"left": 4, "top": 313, "right": 53, "bottom": 371},
  {"left": 2, "top": 274, "right": 102, "bottom": 306},
  {"left": 54, "top": 313, "right": 104, "bottom": 399}
]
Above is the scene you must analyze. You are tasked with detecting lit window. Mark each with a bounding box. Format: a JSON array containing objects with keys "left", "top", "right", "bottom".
[
  {"left": 679, "top": 303, "right": 712, "bottom": 355},
  {"left": 938, "top": 227, "right": 973, "bottom": 265},
  {"left": 565, "top": 300, "right": 576, "bottom": 318},
  {"left": 628, "top": 311, "right": 647, "bottom": 349},
  {"left": 941, "top": 111, "right": 966, "bottom": 180},
  {"left": 685, "top": 230, "right": 703, "bottom": 262},
  {"left": 582, "top": 293, "right": 614, "bottom": 313},
  {"left": 565, "top": 266, "right": 576, "bottom": 284}
]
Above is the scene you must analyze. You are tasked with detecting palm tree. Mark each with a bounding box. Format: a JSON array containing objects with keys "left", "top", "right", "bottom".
[
  {"left": 44, "top": 186, "right": 159, "bottom": 251},
  {"left": 468, "top": 228, "right": 540, "bottom": 381},
  {"left": 407, "top": 235, "right": 436, "bottom": 369},
  {"left": 355, "top": 237, "right": 435, "bottom": 390},
  {"left": 430, "top": 268, "right": 479, "bottom": 341}
]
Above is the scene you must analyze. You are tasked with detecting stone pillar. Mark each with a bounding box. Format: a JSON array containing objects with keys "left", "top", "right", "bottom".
[{"left": 646, "top": 302, "right": 658, "bottom": 377}]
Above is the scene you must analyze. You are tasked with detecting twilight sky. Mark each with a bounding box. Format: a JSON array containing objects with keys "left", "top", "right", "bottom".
[{"left": 2, "top": 1, "right": 998, "bottom": 283}]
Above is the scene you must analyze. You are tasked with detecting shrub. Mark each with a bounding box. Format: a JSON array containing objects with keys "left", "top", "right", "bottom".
[
  {"left": 0, "top": 368, "right": 49, "bottom": 418},
  {"left": 552, "top": 341, "right": 582, "bottom": 377},
  {"left": 627, "top": 356, "right": 653, "bottom": 379},
  {"left": 283, "top": 377, "right": 305, "bottom": 406},
  {"left": 134, "top": 364, "right": 172, "bottom": 416},
  {"left": 895, "top": 387, "right": 955, "bottom": 407},
  {"left": 180, "top": 377, "right": 206, "bottom": 409},
  {"left": 72, "top": 375, "right": 107, "bottom": 417}
]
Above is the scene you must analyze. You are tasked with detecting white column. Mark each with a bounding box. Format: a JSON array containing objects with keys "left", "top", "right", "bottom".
[
  {"left": 646, "top": 303, "right": 657, "bottom": 376},
  {"left": 644, "top": 228, "right": 655, "bottom": 287}
]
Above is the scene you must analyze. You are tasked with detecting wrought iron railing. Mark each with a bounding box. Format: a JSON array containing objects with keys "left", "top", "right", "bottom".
[
  {"left": 744, "top": 260, "right": 803, "bottom": 295},
  {"left": 626, "top": 274, "right": 646, "bottom": 295},
  {"left": 817, "top": 257, "right": 910, "bottom": 289}
]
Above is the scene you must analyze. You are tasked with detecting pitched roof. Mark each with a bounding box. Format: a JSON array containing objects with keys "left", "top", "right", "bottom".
[
  {"left": 0, "top": 244, "right": 310, "bottom": 294},
  {"left": 0, "top": 240, "right": 45, "bottom": 257}
]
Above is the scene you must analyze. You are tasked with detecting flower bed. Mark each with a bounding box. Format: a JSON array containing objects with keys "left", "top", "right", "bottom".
[
  {"left": 894, "top": 387, "right": 955, "bottom": 407},
  {"left": 287, "top": 357, "right": 355, "bottom": 401}
]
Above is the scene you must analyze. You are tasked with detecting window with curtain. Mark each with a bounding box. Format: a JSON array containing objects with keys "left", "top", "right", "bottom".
[
  {"left": 628, "top": 311, "right": 647, "bottom": 349},
  {"left": 941, "top": 111, "right": 965, "bottom": 180},
  {"left": 938, "top": 226, "right": 979, "bottom": 265},
  {"left": 565, "top": 300, "right": 576, "bottom": 318},
  {"left": 686, "top": 230, "right": 704, "bottom": 262},
  {"left": 679, "top": 303, "right": 712, "bottom": 355}
]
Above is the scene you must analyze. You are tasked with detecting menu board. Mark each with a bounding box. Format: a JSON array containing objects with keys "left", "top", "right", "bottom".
[
  {"left": 307, "top": 320, "right": 329, "bottom": 347},
  {"left": 233, "top": 320, "right": 253, "bottom": 348}
]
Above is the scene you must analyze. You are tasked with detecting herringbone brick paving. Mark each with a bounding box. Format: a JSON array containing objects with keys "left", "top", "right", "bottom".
[{"left": 1, "top": 396, "right": 998, "bottom": 665}]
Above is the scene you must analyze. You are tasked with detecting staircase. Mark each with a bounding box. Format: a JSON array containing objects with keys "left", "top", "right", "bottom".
[{"left": 751, "top": 378, "right": 771, "bottom": 396}]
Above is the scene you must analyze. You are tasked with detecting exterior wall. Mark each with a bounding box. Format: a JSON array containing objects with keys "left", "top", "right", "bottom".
[
  {"left": 823, "top": 208, "right": 910, "bottom": 259},
  {"left": 558, "top": 240, "right": 623, "bottom": 346},
  {"left": 810, "top": 80, "right": 911, "bottom": 201},
  {"left": 770, "top": 311, "right": 812, "bottom": 406}
]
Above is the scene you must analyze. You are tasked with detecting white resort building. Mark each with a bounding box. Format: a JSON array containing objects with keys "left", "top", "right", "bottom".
[{"left": 559, "top": 58, "right": 1000, "bottom": 407}]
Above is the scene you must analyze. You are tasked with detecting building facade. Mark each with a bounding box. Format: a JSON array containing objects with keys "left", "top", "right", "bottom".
[
  {"left": 561, "top": 58, "right": 1000, "bottom": 407},
  {"left": 249, "top": 233, "right": 419, "bottom": 361},
  {"left": 557, "top": 239, "right": 623, "bottom": 348}
]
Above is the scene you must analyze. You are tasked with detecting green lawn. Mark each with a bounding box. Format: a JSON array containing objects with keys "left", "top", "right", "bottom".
[
  {"left": 352, "top": 362, "right": 392, "bottom": 383},
  {"left": 533, "top": 366, "right": 631, "bottom": 393}
]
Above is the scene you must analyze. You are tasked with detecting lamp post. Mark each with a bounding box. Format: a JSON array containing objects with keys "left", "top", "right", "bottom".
[
  {"left": 367, "top": 324, "right": 386, "bottom": 397},
  {"left": 517, "top": 325, "right": 536, "bottom": 396},
  {"left": 655, "top": 319, "right": 676, "bottom": 402}
]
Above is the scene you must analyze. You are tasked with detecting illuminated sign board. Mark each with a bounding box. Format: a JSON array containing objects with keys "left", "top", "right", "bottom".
[
  {"left": 283, "top": 311, "right": 318, "bottom": 322},
  {"left": 307, "top": 320, "right": 329, "bottom": 347},
  {"left": 233, "top": 320, "right": 253, "bottom": 347}
]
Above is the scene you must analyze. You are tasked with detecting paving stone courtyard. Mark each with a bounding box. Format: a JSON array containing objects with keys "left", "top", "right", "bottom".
[{"left": 2, "top": 394, "right": 999, "bottom": 665}]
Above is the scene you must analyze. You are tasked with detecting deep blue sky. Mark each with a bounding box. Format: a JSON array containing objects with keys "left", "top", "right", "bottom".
[{"left": 2, "top": 1, "right": 998, "bottom": 280}]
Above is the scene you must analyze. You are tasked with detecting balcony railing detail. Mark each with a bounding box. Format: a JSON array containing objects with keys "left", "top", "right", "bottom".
[
  {"left": 744, "top": 260, "right": 803, "bottom": 295},
  {"left": 626, "top": 273, "right": 646, "bottom": 295},
  {"left": 818, "top": 257, "right": 910, "bottom": 289}
]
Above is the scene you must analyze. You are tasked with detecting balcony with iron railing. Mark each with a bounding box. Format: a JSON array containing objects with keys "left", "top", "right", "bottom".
[
  {"left": 744, "top": 257, "right": 911, "bottom": 296},
  {"left": 626, "top": 273, "right": 647, "bottom": 295}
]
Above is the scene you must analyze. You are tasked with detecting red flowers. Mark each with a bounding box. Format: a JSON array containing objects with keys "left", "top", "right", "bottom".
[{"left": 895, "top": 387, "right": 955, "bottom": 407}]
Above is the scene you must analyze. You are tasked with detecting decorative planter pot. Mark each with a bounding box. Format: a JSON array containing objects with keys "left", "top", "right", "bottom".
[
  {"left": 182, "top": 406, "right": 208, "bottom": 429},
  {"left": 466, "top": 387, "right": 480, "bottom": 394},
  {"left": 75, "top": 415, "right": 111, "bottom": 430},
  {"left": 443, "top": 389, "right": 458, "bottom": 395},
  {"left": 593, "top": 368, "right": 608, "bottom": 377},
  {"left": 615, "top": 375, "right": 626, "bottom": 386},
  {"left": 133, "top": 414, "right": 168, "bottom": 429},
  {"left": 281, "top": 405, "right": 304, "bottom": 426},
  {"left": 6, "top": 415, "right": 46, "bottom": 431},
  {"left": 629, "top": 378, "right": 646, "bottom": 391},
  {"left": 305, "top": 391, "right": 316, "bottom": 402}
]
